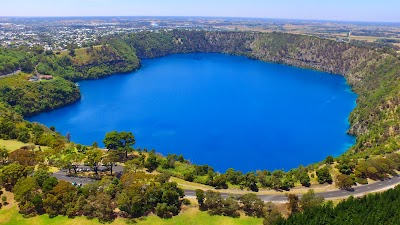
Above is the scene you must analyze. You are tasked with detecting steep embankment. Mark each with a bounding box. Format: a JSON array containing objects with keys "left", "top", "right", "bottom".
[{"left": 42, "top": 39, "right": 140, "bottom": 81}]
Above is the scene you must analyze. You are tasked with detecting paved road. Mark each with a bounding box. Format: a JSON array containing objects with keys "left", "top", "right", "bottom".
[
  {"left": 53, "top": 166, "right": 400, "bottom": 202},
  {"left": 185, "top": 176, "right": 400, "bottom": 202}
]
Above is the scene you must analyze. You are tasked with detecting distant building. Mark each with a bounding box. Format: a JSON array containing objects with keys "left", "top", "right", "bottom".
[{"left": 39, "top": 75, "right": 53, "bottom": 80}]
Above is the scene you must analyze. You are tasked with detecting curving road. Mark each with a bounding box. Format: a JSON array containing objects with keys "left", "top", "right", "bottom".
[
  {"left": 185, "top": 176, "right": 400, "bottom": 202},
  {"left": 53, "top": 166, "right": 400, "bottom": 202}
]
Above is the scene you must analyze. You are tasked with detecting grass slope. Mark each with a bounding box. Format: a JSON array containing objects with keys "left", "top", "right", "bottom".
[
  {"left": 0, "top": 206, "right": 262, "bottom": 225},
  {"left": 0, "top": 139, "right": 49, "bottom": 152}
]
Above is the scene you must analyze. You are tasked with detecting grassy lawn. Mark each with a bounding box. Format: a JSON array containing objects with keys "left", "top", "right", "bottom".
[
  {"left": 170, "top": 177, "right": 214, "bottom": 190},
  {"left": 0, "top": 205, "right": 262, "bottom": 225},
  {"left": 0, "top": 139, "right": 33, "bottom": 152},
  {"left": 0, "top": 139, "right": 49, "bottom": 152},
  {"left": 137, "top": 208, "right": 262, "bottom": 225}
]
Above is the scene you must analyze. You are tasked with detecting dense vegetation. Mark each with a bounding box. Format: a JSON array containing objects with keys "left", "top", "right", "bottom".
[
  {"left": 0, "top": 101, "right": 66, "bottom": 147},
  {"left": 0, "top": 73, "right": 80, "bottom": 116},
  {"left": 275, "top": 185, "right": 400, "bottom": 225},
  {"left": 0, "top": 47, "right": 36, "bottom": 75},
  {"left": 0, "top": 145, "right": 186, "bottom": 222}
]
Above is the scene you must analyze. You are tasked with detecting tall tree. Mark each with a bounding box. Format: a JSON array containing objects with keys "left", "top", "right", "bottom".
[
  {"left": 336, "top": 174, "right": 354, "bottom": 190},
  {"left": 300, "top": 189, "right": 324, "bottom": 210},
  {"left": 103, "top": 131, "right": 135, "bottom": 159},
  {"left": 103, "top": 151, "right": 119, "bottom": 175},
  {"left": 0, "top": 163, "right": 27, "bottom": 189},
  {"left": 239, "top": 193, "right": 265, "bottom": 217},
  {"left": 103, "top": 131, "right": 120, "bottom": 150},
  {"left": 285, "top": 194, "right": 300, "bottom": 215},
  {"left": 118, "top": 131, "right": 135, "bottom": 159},
  {"left": 85, "top": 149, "right": 103, "bottom": 175}
]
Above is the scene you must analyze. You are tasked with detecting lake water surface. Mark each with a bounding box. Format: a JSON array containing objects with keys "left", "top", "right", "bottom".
[{"left": 28, "top": 53, "right": 357, "bottom": 172}]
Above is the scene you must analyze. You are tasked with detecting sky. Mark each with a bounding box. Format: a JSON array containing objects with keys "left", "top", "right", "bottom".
[{"left": 0, "top": 0, "right": 400, "bottom": 23}]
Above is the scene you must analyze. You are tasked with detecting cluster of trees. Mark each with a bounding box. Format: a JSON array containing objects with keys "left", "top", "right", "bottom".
[
  {"left": 195, "top": 190, "right": 282, "bottom": 224},
  {"left": 0, "top": 73, "right": 81, "bottom": 116},
  {"left": 0, "top": 102, "right": 66, "bottom": 148},
  {"left": 193, "top": 189, "right": 325, "bottom": 225},
  {"left": 125, "top": 147, "right": 312, "bottom": 192},
  {"left": 354, "top": 155, "right": 400, "bottom": 180},
  {"left": 0, "top": 162, "right": 185, "bottom": 222},
  {"left": 320, "top": 153, "right": 400, "bottom": 190},
  {"left": 0, "top": 47, "right": 35, "bottom": 75},
  {"left": 158, "top": 158, "right": 313, "bottom": 191},
  {"left": 275, "top": 186, "right": 400, "bottom": 225}
]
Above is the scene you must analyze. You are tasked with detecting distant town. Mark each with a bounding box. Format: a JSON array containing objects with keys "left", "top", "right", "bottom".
[{"left": 1, "top": 17, "right": 400, "bottom": 52}]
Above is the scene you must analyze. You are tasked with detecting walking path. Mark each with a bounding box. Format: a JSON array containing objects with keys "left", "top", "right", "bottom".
[{"left": 0, "top": 69, "right": 21, "bottom": 78}]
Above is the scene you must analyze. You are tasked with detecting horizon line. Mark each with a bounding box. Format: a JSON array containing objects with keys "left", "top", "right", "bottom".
[{"left": 1, "top": 15, "right": 400, "bottom": 24}]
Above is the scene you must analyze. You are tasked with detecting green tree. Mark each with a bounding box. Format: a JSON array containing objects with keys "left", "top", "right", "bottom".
[
  {"left": 221, "top": 196, "right": 240, "bottom": 218},
  {"left": 145, "top": 151, "right": 159, "bottom": 172},
  {"left": 209, "top": 174, "right": 228, "bottom": 189},
  {"left": 336, "top": 174, "right": 354, "bottom": 190},
  {"left": 103, "top": 131, "right": 135, "bottom": 159},
  {"left": 42, "top": 177, "right": 58, "bottom": 193},
  {"left": 239, "top": 193, "right": 265, "bottom": 217},
  {"left": 300, "top": 189, "right": 324, "bottom": 210},
  {"left": 12, "top": 176, "right": 39, "bottom": 203},
  {"left": 118, "top": 131, "right": 135, "bottom": 159},
  {"left": 8, "top": 149, "right": 36, "bottom": 166},
  {"left": 124, "top": 157, "right": 145, "bottom": 173},
  {"left": 195, "top": 189, "right": 205, "bottom": 209},
  {"left": 103, "top": 131, "right": 120, "bottom": 150},
  {"left": 89, "top": 192, "right": 115, "bottom": 223},
  {"left": 285, "top": 194, "right": 300, "bottom": 215},
  {"left": 325, "top": 156, "right": 334, "bottom": 164},
  {"left": 316, "top": 166, "right": 333, "bottom": 184},
  {"left": 43, "top": 180, "right": 77, "bottom": 217},
  {"left": 85, "top": 149, "right": 103, "bottom": 175},
  {"left": 204, "top": 190, "right": 224, "bottom": 215},
  {"left": 33, "top": 169, "right": 51, "bottom": 188},
  {"left": 263, "top": 202, "right": 282, "bottom": 225},
  {"left": 244, "top": 172, "right": 259, "bottom": 192},
  {"left": 17, "top": 127, "right": 31, "bottom": 143},
  {"left": 0, "top": 163, "right": 27, "bottom": 189}
]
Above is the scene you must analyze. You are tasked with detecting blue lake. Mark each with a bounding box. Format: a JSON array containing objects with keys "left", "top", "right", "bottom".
[{"left": 28, "top": 53, "right": 357, "bottom": 172}]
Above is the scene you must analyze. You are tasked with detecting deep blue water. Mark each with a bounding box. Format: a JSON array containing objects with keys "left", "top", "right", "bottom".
[{"left": 28, "top": 53, "right": 357, "bottom": 172}]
